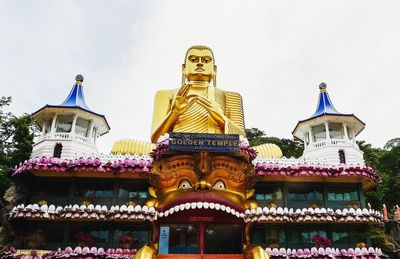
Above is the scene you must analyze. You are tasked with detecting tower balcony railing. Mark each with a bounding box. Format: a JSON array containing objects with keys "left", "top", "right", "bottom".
[
  {"left": 36, "top": 132, "right": 92, "bottom": 145},
  {"left": 305, "top": 138, "right": 359, "bottom": 151}
]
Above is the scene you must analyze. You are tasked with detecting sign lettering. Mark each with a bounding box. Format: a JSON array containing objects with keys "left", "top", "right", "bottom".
[{"left": 168, "top": 132, "right": 240, "bottom": 152}]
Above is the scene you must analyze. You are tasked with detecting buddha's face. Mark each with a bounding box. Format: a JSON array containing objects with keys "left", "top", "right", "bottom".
[{"left": 184, "top": 48, "right": 214, "bottom": 82}]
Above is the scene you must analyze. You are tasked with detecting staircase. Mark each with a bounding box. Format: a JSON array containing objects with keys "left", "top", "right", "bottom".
[{"left": 158, "top": 254, "right": 245, "bottom": 259}]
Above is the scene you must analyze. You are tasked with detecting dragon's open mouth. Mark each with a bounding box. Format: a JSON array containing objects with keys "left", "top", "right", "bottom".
[{"left": 158, "top": 192, "right": 245, "bottom": 219}]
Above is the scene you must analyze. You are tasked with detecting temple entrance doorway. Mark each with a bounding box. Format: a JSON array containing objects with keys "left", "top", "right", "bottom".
[{"left": 158, "top": 209, "right": 244, "bottom": 256}]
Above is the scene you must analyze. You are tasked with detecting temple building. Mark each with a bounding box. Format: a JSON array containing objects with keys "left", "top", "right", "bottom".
[{"left": 5, "top": 46, "right": 386, "bottom": 259}]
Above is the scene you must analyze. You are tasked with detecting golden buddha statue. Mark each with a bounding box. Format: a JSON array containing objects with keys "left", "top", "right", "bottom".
[
  {"left": 150, "top": 45, "right": 245, "bottom": 143},
  {"left": 112, "top": 45, "right": 282, "bottom": 160}
]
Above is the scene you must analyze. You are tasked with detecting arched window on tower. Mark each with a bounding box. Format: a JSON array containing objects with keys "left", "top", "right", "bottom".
[
  {"left": 53, "top": 143, "right": 63, "bottom": 158},
  {"left": 338, "top": 149, "right": 346, "bottom": 164}
]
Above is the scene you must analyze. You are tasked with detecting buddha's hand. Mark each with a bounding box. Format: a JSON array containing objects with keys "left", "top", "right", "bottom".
[
  {"left": 191, "top": 95, "right": 226, "bottom": 126},
  {"left": 171, "top": 84, "right": 196, "bottom": 115},
  {"left": 172, "top": 96, "right": 196, "bottom": 115}
]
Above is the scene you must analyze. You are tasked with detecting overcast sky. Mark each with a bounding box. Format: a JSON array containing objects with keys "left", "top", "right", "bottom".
[{"left": 1, "top": 0, "right": 399, "bottom": 153}]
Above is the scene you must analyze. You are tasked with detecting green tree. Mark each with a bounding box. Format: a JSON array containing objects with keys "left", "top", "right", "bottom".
[
  {"left": 358, "top": 139, "right": 400, "bottom": 209},
  {"left": 384, "top": 138, "right": 400, "bottom": 150},
  {"left": 357, "top": 140, "right": 386, "bottom": 209},
  {"left": 0, "top": 97, "right": 36, "bottom": 195},
  {"left": 245, "top": 128, "right": 304, "bottom": 158},
  {"left": 378, "top": 145, "right": 400, "bottom": 208}
]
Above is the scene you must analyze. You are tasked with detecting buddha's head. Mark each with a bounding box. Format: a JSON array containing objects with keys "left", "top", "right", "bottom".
[{"left": 182, "top": 45, "right": 217, "bottom": 86}]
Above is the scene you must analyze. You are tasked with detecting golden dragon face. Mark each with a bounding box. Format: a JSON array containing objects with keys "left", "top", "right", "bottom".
[{"left": 145, "top": 153, "right": 259, "bottom": 213}]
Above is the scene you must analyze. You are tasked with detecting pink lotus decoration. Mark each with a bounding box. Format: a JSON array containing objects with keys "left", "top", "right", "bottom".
[
  {"left": 255, "top": 162, "right": 381, "bottom": 184},
  {"left": 12, "top": 156, "right": 152, "bottom": 176}
]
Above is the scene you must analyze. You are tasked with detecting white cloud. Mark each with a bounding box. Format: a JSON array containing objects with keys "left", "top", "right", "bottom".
[{"left": 0, "top": 0, "right": 399, "bottom": 153}]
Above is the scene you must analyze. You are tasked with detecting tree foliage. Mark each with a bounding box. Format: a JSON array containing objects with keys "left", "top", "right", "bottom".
[
  {"left": 0, "top": 97, "right": 37, "bottom": 195},
  {"left": 245, "top": 127, "right": 304, "bottom": 158},
  {"left": 383, "top": 138, "right": 400, "bottom": 151},
  {"left": 357, "top": 139, "right": 400, "bottom": 209}
]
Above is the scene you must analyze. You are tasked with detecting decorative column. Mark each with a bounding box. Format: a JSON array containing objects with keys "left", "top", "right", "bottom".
[
  {"left": 88, "top": 120, "right": 94, "bottom": 142},
  {"left": 71, "top": 114, "right": 78, "bottom": 134},
  {"left": 41, "top": 122, "right": 46, "bottom": 137},
  {"left": 308, "top": 127, "right": 313, "bottom": 143},
  {"left": 303, "top": 133, "right": 307, "bottom": 146},
  {"left": 50, "top": 114, "right": 57, "bottom": 133},
  {"left": 352, "top": 129, "right": 356, "bottom": 143},
  {"left": 343, "top": 123, "right": 349, "bottom": 141},
  {"left": 324, "top": 122, "right": 330, "bottom": 140},
  {"left": 94, "top": 128, "right": 97, "bottom": 144}
]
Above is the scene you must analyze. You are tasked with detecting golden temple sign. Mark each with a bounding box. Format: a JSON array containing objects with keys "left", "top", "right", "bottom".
[{"left": 168, "top": 132, "right": 240, "bottom": 152}]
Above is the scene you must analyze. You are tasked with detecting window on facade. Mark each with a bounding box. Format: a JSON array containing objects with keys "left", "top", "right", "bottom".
[
  {"left": 74, "top": 181, "right": 113, "bottom": 205},
  {"left": 288, "top": 185, "right": 323, "bottom": 201},
  {"left": 56, "top": 116, "right": 72, "bottom": 132},
  {"left": 288, "top": 226, "right": 327, "bottom": 247},
  {"left": 312, "top": 124, "right": 326, "bottom": 142},
  {"left": 113, "top": 225, "right": 151, "bottom": 249},
  {"left": 118, "top": 182, "right": 149, "bottom": 205},
  {"left": 31, "top": 180, "right": 70, "bottom": 205},
  {"left": 251, "top": 225, "right": 286, "bottom": 248},
  {"left": 327, "top": 186, "right": 358, "bottom": 202},
  {"left": 53, "top": 143, "right": 63, "bottom": 158},
  {"left": 75, "top": 118, "right": 89, "bottom": 137},
  {"left": 339, "top": 149, "right": 346, "bottom": 164},
  {"left": 329, "top": 123, "right": 344, "bottom": 139},
  {"left": 69, "top": 226, "right": 110, "bottom": 247},
  {"left": 331, "top": 227, "right": 365, "bottom": 247},
  {"left": 255, "top": 184, "right": 283, "bottom": 201},
  {"left": 21, "top": 223, "right": 64, "bottom": 250}
]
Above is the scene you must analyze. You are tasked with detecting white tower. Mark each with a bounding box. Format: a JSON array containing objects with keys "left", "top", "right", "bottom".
[
  {"left": 292, "top": 83, "right": 365, "bottom": 165},
  {"left": 31, "top": 75, "right": 110, "bottom": 159}
]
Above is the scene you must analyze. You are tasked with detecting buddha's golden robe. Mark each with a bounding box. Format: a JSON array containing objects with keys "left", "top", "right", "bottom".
[{"left": 151, "top": 85, "right": 245, "bottom": 143}]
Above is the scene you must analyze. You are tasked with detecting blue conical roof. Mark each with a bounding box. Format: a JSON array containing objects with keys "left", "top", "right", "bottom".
[
  {"left": 310, "top": 83, "right": 340, "bottom": 117},
  {"left": 59, "top": 75, "right": 92, "bottom": 111},
  {"left": 300, "top": 82, "right": 354, "bottom": 122}
]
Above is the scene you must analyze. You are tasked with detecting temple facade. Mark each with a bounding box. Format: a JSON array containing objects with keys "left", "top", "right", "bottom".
[{"left": 5, "top": 48, "right": 387, "bottom": 259}]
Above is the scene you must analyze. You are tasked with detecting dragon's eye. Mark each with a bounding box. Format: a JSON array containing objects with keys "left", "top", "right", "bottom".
[
  {"left": 178, "top": 180, "right": 192, "bottom": 190},
  {"left": 212, "top": 180, "right": 226, "bottom": 190}
]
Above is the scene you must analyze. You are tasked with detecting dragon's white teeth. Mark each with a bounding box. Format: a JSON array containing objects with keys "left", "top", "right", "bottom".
[
  {"left": 209, "top": 203, "right": 215, "bottom": 209},
  {"left": 185, "top": 203, "right": 191, "bottom": 210},
  {"left": 196, "top": 202, "right": 203, "bottom": 209},
  {"left": 174, "top": 205, "right": 180, "bottom": 212},
  {"left": 226, "top": 207, "right": 231, "bottom": 213},
  {"left": 168, "top": 207, "right": 174, "bottom": 215},
  {"left": 179, "top": 204, "right": 185, "bottom": 211},
  {"left": 215, "top": 204, "right": 221, "bottom": 210},
  {"left": 220, "top": 205, "right": 226, "bottom": 211},
  {"left": 191, "top": 202, "right": 197, "bottom": 209},
  {"left": 203, "top": 202, "right": 209, "bottom": 209}
]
